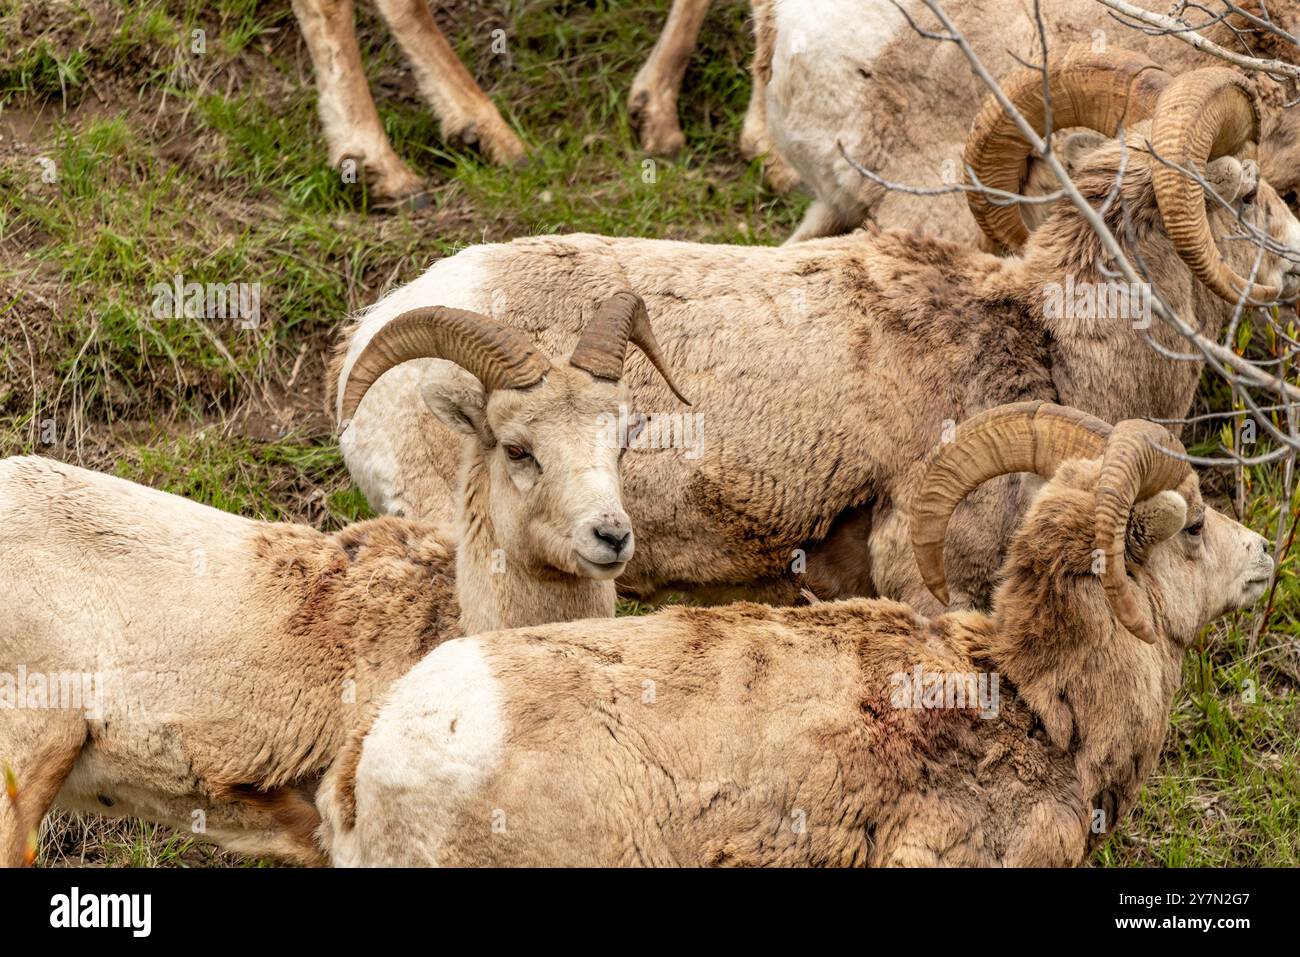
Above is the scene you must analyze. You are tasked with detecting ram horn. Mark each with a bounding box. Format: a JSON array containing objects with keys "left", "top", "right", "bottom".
[
  {"left": 337, "top": 306, "right": 549, "bottom": 426},
  {"left": 965, "top": 46, "right": 1169, "bottom": 251},
  {"left": 911, "top": 401, "right": 1112, "bottom": 604},
  {"left": 1151, "top": 68, "right": 1280, "bottom": 305},
  {"left": 569, "top": 291, "right": 691, "bottom": 405},
  {"left": 1092, "top": 419, "right": 1191, "bottom": 644}
]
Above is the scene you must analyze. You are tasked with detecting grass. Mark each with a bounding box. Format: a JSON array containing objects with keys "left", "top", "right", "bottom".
[{"left": 0, "top": 0, "right": 1296, "bottom": 867}]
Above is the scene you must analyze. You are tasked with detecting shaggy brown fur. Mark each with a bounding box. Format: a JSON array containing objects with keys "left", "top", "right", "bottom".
[
  {"left": 0, "top": 457, "right": 461, "bottom": 865},
  {"left": 319, "top": 454, "right": 1271, "bottom": 866}
]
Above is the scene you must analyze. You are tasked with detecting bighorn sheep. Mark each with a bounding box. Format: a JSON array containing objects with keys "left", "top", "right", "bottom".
[
  {"left": 0, "top": 295, "right": 684, "bottom": 867},
  {"left": 335, "top": 51, "right": 1300, "bottom": 616},
  {"left": 635, "top": 1, "right": 1299, "bottom": 235},
  {"left": 749, "top": 0, "right": 1300, "bottom": 242},
  {"left": 291, "top": 0, "right": 526, "bottom": 201},
  {"left": 318, "top": 402, "right": 1274, "bottom": 866}
]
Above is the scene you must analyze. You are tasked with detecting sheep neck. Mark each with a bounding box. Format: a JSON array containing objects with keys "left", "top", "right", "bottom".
[
  {"left": 1017, "top": 221, "right": 1232, "bottom": 437},
  {"left": 454, "top": 452, "right": 615, "bottom": 635},
  {"left": 977, "top": 561, "right": 1185, "bottom": 834}
]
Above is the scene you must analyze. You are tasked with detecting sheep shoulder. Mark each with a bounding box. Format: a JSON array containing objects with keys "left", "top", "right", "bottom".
[{"left": 251, "top": 515, "right": 461, "bottom": 712}]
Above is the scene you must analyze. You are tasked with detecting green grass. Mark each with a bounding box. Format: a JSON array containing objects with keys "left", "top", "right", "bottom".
[
  {"left": 114, "top": 431, "right": 371, "bottom": 525},
  {"left": 0, "top": 0, "right": 1295, "bottom": 867}
]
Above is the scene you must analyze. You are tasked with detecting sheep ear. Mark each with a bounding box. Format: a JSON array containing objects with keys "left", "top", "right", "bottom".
[
  {"left": 1126, "top": 490, "right": 1187, "bottom": 565},
  {"left": 1204, "top": 156, "right": 1257, "bottom": 204},
  {"left": 1059, "top": 129, "right": 1107, "bottom": 174},
  {"left": 419, "top": 360, "right": 489, "bottom": 440}
]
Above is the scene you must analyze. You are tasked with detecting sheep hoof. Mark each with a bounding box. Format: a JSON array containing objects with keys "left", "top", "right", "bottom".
[
  {"left": 446, "top": 118, "right": 528, "bottom": 168},
  {"left": 629, "top": 89, "right": 686, "bottom": 157}
]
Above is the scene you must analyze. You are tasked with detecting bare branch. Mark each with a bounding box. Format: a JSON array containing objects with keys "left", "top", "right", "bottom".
[{"left": 1096, "top": 0, "right": 1300, "bottom": 80}]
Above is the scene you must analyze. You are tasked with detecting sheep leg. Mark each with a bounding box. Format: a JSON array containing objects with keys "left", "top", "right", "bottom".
[
  {"left": 292, "top": 0, "right": 427, "bottom": 201},
  {"left": 740, "top": 86, "right": 799, "bottom": 194},
  {"left": 785, "top": 199, "right": 859, "bottom": 243},
  {"left": 0, "top": 715, "right": 86, "bottom": 867},
  {"left": 740, "top": 0, "right": 799, "bottom": 193},
  {"left": 372, "top": 0, "right": 526, "bottom": 167},
  {"left": 802, "top": 505, "right": 877, "bottom": 600},
  {"left": 629, "top": 0, "right": 712, "bottom": 156}
]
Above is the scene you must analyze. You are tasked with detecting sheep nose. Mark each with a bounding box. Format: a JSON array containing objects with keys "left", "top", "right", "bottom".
[{"left": 592, "top": 519, "right": 631, "bottom": 554}]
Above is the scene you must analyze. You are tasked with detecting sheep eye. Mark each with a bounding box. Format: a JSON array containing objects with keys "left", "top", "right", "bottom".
[
  {"left": 504, "top": 444, "right": 532, "bottom": 462},
  {"left": 1185, "top": 518, "right": 1204, "bottom": 538}
]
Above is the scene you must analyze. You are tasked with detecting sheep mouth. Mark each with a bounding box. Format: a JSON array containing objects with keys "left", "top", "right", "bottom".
[
  {"left": 575, "top": 555, "right": 628, "bottom": 580},
  {"left": 1240, "top": 575, "right": 1273, "bottom": 603}
]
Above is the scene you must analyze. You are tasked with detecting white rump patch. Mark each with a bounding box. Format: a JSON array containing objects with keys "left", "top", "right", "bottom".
[
  {"left": 771, "top": 0, "right": 907, "bottom": 77},
  {"left": 336, "top": 637, "right": 504, "bottom": 867}
]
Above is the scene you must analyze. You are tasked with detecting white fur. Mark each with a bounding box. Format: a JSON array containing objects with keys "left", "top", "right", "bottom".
[
  {"left": 767, "top": 0, "right": 909, "bottom": 227},
  {"left": 337, "top": 249, "right": 495, "bottom": 422},
  {"left": 324, "top": 637, "right": 504, "bottom": 867},
  {"left": 1283, "top": 209, "right": 1300, "bottom": 261}
]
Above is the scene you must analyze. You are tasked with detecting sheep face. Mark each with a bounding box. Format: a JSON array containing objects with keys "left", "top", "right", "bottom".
[
  {"left": 1203, "top": 163, "right": 1300, "bottom": 299},
  {"left": 1135, "top": 487, "right": 1274, "bottom": 645},
  {"left": 1029, "top": 459, "right": 1272, "bottom": 647},
  {"left": 422, "top": 361, "right": 635, "bottom": 580},
  {"left": 1060, "top": 133, "right": 1300, "bottom": 303}
]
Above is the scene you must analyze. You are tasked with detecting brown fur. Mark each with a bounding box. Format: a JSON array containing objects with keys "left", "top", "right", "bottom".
[
  {"left": 0, "top": 455, "right": 461, "bottom": 865},
  {"left": 2, "top": 725, "right": 87, "bottom": 868}
]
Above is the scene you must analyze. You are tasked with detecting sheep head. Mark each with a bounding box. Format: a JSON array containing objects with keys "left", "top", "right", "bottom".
[
  {"left": 1202, "top": 1, "right": 1300, "bottom": 220},
  {"left": 1018, "top": 129, "right": 1108, "bottom": 233},
  {"left": 1148, "top": 67, "right": 1300, "bottom": 305},
  {"left": 911, "top": 401, "right": 1272, "bottom": 646},
  {"left": 967, "top": 47, "right": 1300, "bottom": 307},
  {"left": 965, "top": 46, "right": 1171, "bottom": 251},
  {"left": 337, "top": 292, "right": 688, "bottom": 581}
]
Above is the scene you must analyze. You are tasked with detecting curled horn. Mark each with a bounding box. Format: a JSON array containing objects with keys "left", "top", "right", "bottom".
[
  {"left": 911, "top": 402, "right": 1113, "bottom": 605},
  {"left": 337, "top": 307, "right": 550, "bottom": 427},
  {"left": 569, "top": 291, "right": 691, "bottom": 405},
  {"left": 1092, "top": 420, "right": 1191, "bottom": 644},
  {"left": 964, "top": 46, "right": 1169, "bottom": 251},
  {"left": 1151, "top": 68, "right": 1280, "bottom": 305}
]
